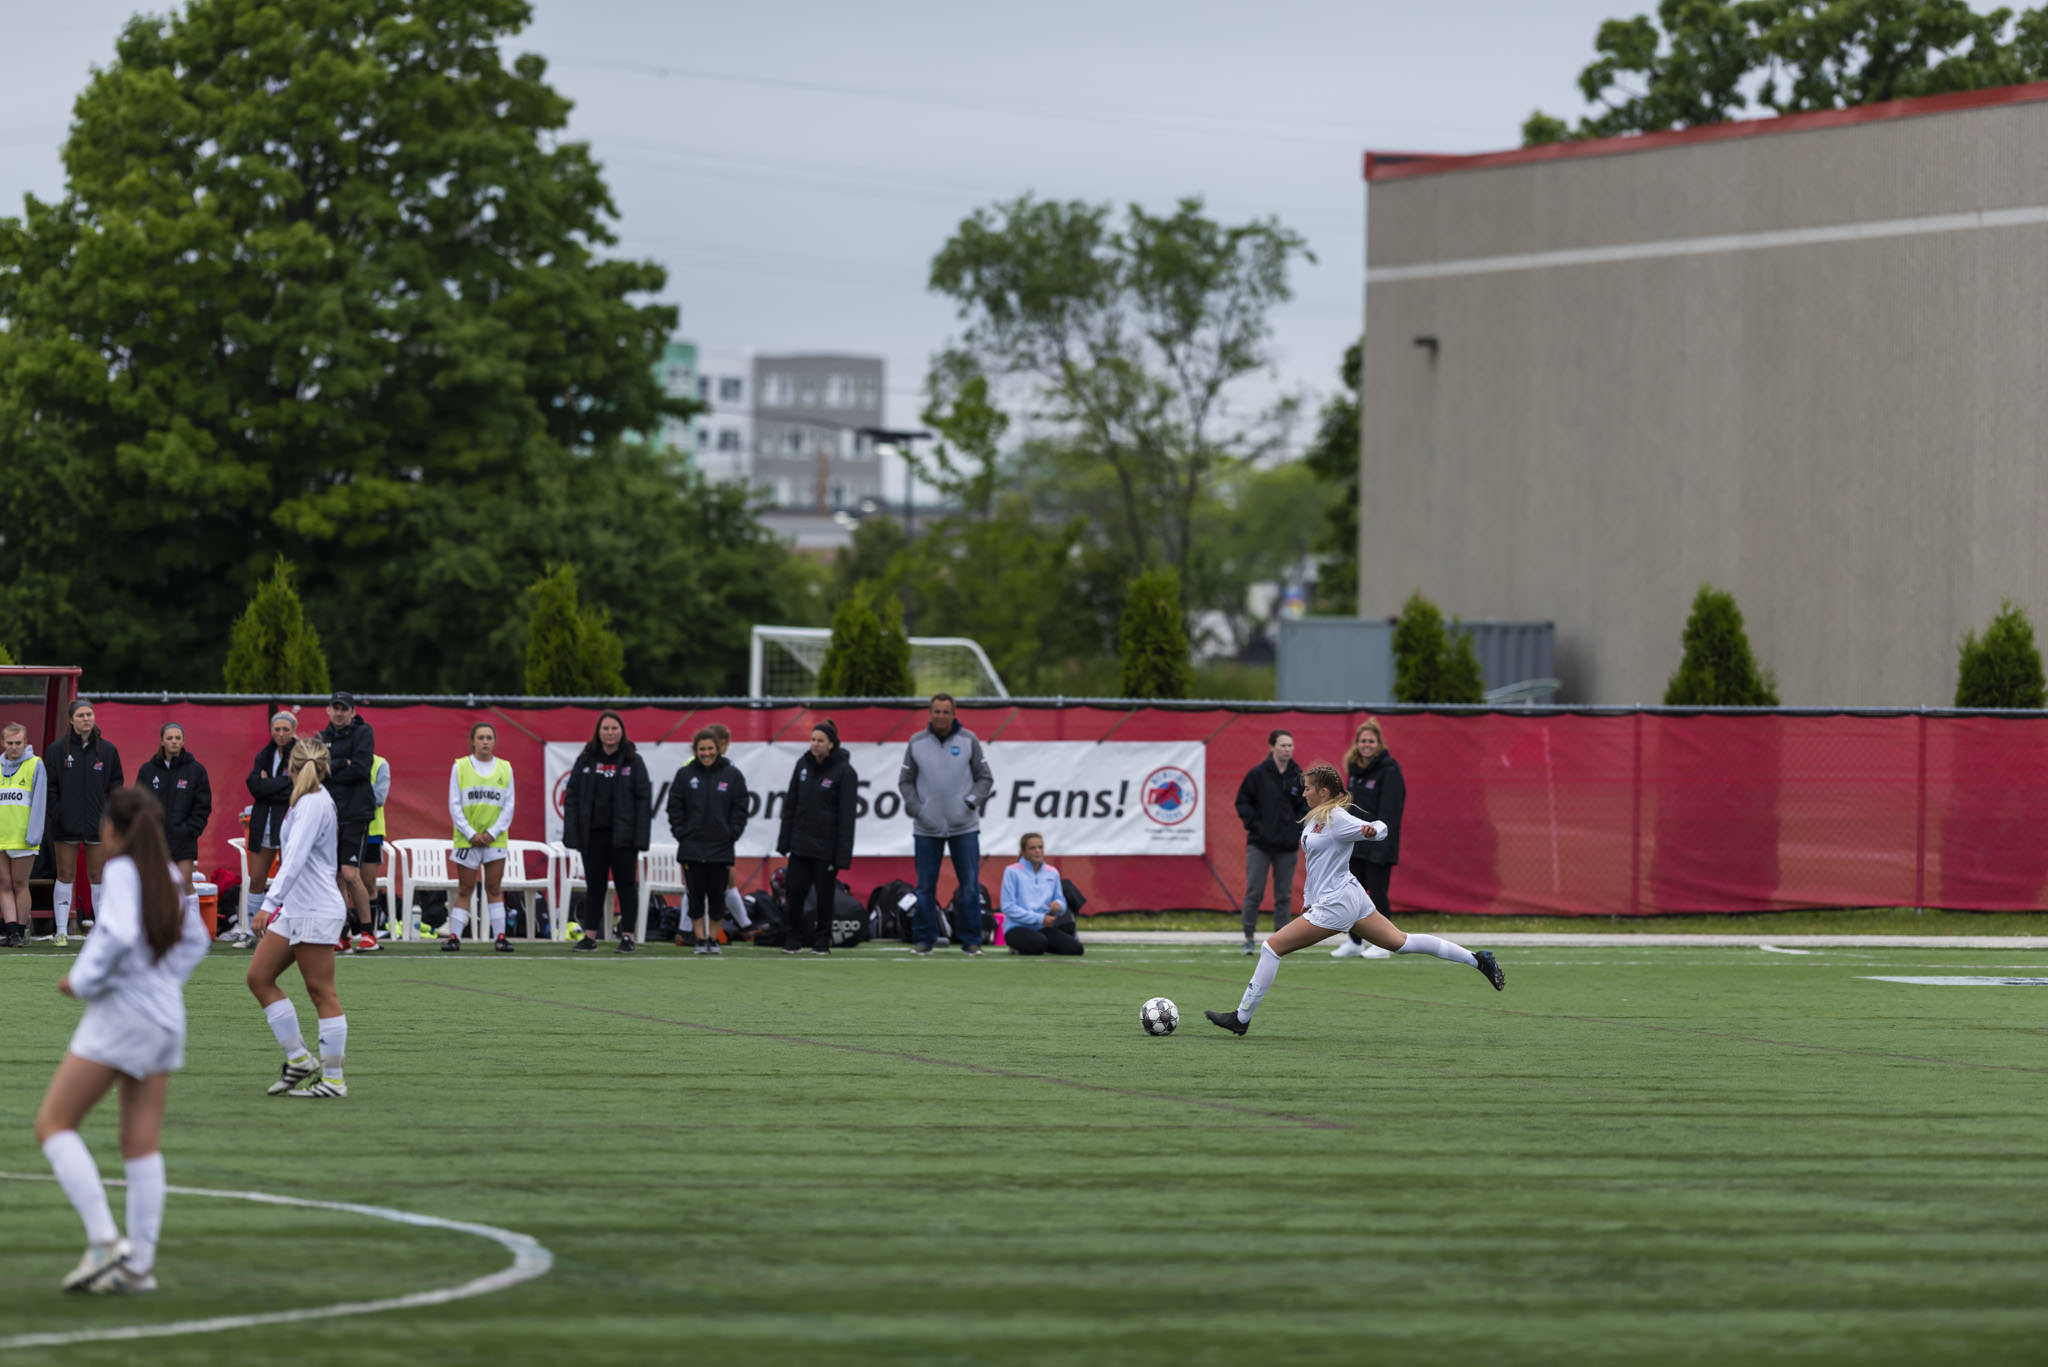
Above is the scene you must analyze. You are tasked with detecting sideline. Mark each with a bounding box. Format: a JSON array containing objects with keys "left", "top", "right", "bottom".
[
  {"left": 1080, "top": 932, "right": 2048, "bottom": 948},
  {"left": 0, "top": 1175, "right": 552, "bottom": 1351}
]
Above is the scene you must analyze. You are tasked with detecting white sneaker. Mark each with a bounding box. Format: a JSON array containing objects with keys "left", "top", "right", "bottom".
[
  {"left": 289, "top": 1078, "right": 348, "bottom": 1098},
  {"left": 1329, "top": 939, "right": 1366, "bottom": 958},
  {"left": 62, "top": 1239, "right": 129, "bottom": 1292},
  {"left": 1363, "top": 944, "right": 1393, "bottom": 959},
  {"left": 88, "top": 1262, "right": 158, "bottom": 1294}
]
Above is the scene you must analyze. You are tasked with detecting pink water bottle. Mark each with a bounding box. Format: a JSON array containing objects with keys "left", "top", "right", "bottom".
[{"left": 992, "top": 911, "right": 1005, "bottom": 947}]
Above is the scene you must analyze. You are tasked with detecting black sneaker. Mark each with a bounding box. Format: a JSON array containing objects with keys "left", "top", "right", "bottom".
[
  {"left": 441, "top": 935, "right": 461, "bottom": 953},
  {"left": 810, "top": 946, "right": 831, "bottom": 956},
  {"left": 961, "top": 944, "right": 983, "bottom": 957},
  {"left": 494, "top": 934, "right": 515, "bottom": 954},
  {"left": 616, "top": 935, "right": 636, "bottom": 954},
  {"left": 1204, "top": 1008, "right": 1250, "bottom": 1036},
  {"left": 1475, "top": 950, "right": 1506, "bottom": 991},
  {"left": 912, "top": 944, "right": 934, "bottom": 956},
  {"left": 571, "top": 936, "right": 598, "bottom": 953},
  {"left": 781, "top": 945, "right": 801, "bottom": 955}
]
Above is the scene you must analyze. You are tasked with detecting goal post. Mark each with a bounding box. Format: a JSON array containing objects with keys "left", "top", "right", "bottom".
[{"left": 748, "top": 626, "right": 1010, "bottom": 699}]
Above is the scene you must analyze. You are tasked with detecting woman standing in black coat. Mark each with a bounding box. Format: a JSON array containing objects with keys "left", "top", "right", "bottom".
[
  {"left": 665, "top": 728, "right": 750, "bottom": 955},
  {"left": 561, "top": 710, "right": 653, "bottom": 953},
  {"left": 137, "top": 723, "right": 213, "bottom": 890},
  {"left": 774, "top": 719, "right": 856, "bottom": 956},
  {"left": 243, "top": 711, "right": 297, "bottom": 937},
  {"left": 49, "top": 700, "right": 123, "bottom": 946},
  {"left": 1332, "top": 717, "right": 1406, "bottom": 959}
]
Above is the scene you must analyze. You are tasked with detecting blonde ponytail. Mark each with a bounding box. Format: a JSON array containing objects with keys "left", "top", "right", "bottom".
[
  {"left": 1299, "top": 761, "right": 1350, "bottom": 829},
  {"left": 288, "top": 737, "right": 331, "bottom": 808}
]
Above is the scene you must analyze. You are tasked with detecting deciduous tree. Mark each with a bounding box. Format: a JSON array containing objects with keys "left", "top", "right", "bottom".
[
  {"left": 1525, "top": 1, "right": 2048, "bottom": 145},
  {"left": 0, "top": 0, "right": 699, "bottom": 690}
]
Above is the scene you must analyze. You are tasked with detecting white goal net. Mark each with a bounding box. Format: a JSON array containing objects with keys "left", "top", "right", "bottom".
[{"left": 749, "top": 626, "right": 1009, "bottom": 699}]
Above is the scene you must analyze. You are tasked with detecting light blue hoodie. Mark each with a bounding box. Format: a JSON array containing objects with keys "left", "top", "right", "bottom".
[{"left": 1000, "top": 859, "right": 1063, "bottom": 929}]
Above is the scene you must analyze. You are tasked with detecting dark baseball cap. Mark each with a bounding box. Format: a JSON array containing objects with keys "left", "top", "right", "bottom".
[{"left": 330, "top": 690, "right": 358, "bottom": 708}]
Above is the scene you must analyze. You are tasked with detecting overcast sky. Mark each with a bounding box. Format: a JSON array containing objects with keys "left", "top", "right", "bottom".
[{"left": 0, "top": 0, "right": 1622, "bottom": 483}]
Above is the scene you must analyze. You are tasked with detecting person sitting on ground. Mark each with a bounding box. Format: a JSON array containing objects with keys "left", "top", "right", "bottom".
[{"left": 999, "top": 833, "right": 1083, "bottom": 957}]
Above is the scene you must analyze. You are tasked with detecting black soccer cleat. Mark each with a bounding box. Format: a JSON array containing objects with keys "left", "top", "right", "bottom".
[
  {"left": 494, "top": 934, "right": 515, "bottom": 954},
  {"left": 441, "top": 934, "right": 461, "bottom": 953},
  {"left": 1475, "top": 949, "right": 1506, "bottom": 991},
  {"left": 1204, "top": 1008, "right": 1249, "bottom": 1036},
  {"left": 616, "top": 934, "right": 636, "bottom": 954}
]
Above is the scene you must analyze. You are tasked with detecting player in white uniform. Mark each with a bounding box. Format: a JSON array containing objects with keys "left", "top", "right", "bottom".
[
  {"left": 33, "top": 788, "right": 210, "bottom": 1294},
  {"left": 444, "top": 722, "right": 515, "bottom": 952},
  {"left": 244, "top": 737, "right": 351, "bottom": 1098},
  {"left": 1206, "top": 761, "right": 1504, "bottom": 1035}
]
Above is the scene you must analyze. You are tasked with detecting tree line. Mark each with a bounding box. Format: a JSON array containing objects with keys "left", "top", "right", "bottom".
[
  {"left": 0, "top": 0, "right": 807, "bottom": 696},
  {"left": 1525, "top": 0, "right": 2048, "bottom": 145}
]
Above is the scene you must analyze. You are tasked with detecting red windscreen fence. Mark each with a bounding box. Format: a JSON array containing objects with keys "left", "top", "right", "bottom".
[{"left": 89, "top": 702, "right": 2048, "bottom": 917}]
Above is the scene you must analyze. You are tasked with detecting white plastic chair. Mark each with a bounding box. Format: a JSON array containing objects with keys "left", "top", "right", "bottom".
[
  {"left": 228, "top": 837, "right": 251, "bottom": 935},
  {"left": 501, "top": 840, "right": 555, "bottom": 941},
  {"left": 550, "top": 841, "right": 589, "bottom": 940},
  {"left": 637, "top": 843, "right": 685, "bottom": 943},
  {"left": 368, "top": 841, "right": 398, "bottom": 935},
  {"left": 391, "top": 839, "right": 461, "bottom": 941}
]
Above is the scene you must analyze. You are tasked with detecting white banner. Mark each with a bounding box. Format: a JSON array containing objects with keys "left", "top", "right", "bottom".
[{"left": 543, "top": 741, "right": 1205, "bottom": 857}]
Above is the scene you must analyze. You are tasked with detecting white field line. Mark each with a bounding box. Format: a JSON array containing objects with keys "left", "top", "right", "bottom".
[{"left": 0, "top": 1175, "right": 551, "bottom": 1351}]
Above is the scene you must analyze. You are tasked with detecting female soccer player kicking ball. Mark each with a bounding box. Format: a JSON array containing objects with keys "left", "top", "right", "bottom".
[
  {"left": 1206, "top": 762, "right": 1503, "bottom": 1036},
  {"left": 34, "top": 789, "right": 210, "bottom": 1293},
  {"left": 246, "top": 738, "right": 351, "bottom": 1098}
]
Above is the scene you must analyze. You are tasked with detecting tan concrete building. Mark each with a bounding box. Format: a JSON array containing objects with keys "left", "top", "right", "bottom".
[{"left": 1361, "top": 83, "right": 2048, "bottom": 705}]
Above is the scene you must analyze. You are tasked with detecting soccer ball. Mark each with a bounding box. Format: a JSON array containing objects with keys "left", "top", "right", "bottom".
[
  {"left": 564, "top": 922, "right": 584, "bottom": 943},
  {"left": 1140, "top": 997, "right": 1179, "bottom": 1036}
]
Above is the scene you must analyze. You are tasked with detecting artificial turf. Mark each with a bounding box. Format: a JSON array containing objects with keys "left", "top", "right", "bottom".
[{"left": 1, "top": 938, "right": 2045, "bottom": 1366}]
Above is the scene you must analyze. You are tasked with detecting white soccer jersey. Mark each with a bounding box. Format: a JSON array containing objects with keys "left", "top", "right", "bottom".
[
  {"left": 261, "top": 786, "right": 347, "bottom": 919},
  {"left": 66, "top": 856, "right": 210, "bottom": 1034},
  {"left": 1298, "top": 807, "right": 1388, "bottom": 909}
]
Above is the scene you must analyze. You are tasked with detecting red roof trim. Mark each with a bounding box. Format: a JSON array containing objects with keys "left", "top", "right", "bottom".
[{"left": 1364, "top": 79, "right": 2048, "bottom": 182}]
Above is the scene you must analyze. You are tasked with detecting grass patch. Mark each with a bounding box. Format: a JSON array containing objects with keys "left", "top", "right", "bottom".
[{"left": 3, "top": 941, "right": 2045, "bottom": 1364}]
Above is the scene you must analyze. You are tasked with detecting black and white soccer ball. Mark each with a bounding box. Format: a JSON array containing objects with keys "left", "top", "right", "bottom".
[{"left": 1140, "top": 996, "right": 1179, "bottom": 1036}]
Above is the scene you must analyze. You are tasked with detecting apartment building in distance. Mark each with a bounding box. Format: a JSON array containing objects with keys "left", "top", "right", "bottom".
[
  {"left": 751, "top": 353, "right": 886, "bottom": 512},
  {"left": 652, "top": 339, "right": 698, "bottom": 461},
  {"left": 692, "top": 347, "right": 754, "bottom": 486}
]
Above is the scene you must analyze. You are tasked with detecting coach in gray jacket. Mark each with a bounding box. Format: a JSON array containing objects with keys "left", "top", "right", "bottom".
[{"left": 898, "top": 693, "right": 996, "bottom": 955}]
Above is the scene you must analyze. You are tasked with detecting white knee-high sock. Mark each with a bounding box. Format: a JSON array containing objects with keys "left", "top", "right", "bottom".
[
  {"left": 487, "top": 901, "right": 506, "bottom": 937},
  {"left": 123, "top": 1152, "right": 165, "bottom": 1273},
  {"left": 53, "top": 881, "right": 72, "bottom": 927},
  {"left": 1236, "top": 943, "right": 1283, "bottom": 1022},
  {"left": 318, "top": 1014, "right": 347, "bottom": 1083},
  {"left": 1397, "top": 933, "right": 1478, "bottom": 968},
  {"left": 264, "top": 998, "right": 311, "bottom": 1063},
  {"left": 89, "top": 883, "right": 103, "bottom": 921},
  {"left": 447, "top": 903, "right": 470, "bottom": 937},
  {"left": 725, "top": 887, "right": 750, "bottom": 928},
  {"left": 41, "top": 1130, "right": 118, "bottom": 1246}
]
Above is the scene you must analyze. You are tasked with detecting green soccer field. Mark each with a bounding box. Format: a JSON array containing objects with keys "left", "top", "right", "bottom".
[{"left": 2, "top": 940, "right": 2045, "bottom": 1366}]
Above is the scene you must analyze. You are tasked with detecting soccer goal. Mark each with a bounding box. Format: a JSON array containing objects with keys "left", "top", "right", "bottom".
[{"left": 748, "top": 626, "right": 1010, "bottom": 699}]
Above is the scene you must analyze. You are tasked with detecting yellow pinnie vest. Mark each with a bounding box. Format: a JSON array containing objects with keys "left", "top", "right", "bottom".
[
  {"left": 368, "top": 754, "right": 389, "bottom": 838},
  {"left": 0, "top": 756, "right": 39, "bottom": 850},
  {"left": 453, "top": 755, "right": 511, "bottom": 848}
]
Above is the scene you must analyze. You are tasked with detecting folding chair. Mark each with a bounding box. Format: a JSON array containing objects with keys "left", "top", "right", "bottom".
[
  {"left": 368, "top": 841, "right": 398, "bottom": 936},
  {"left": 636, "top": 843, "right": 685, "bottom": 943},
  {"left": 227, "top": 837, "right": 251, "bottom": 936},
  {"left": 501, "top": 840, "right": 555, "bottom": 940},
  {"left": 391, "top": 839, "right": 461, "bottom": 941},
  {"left": 549, "top": 842, "right": 589, "bottom": 940}
]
